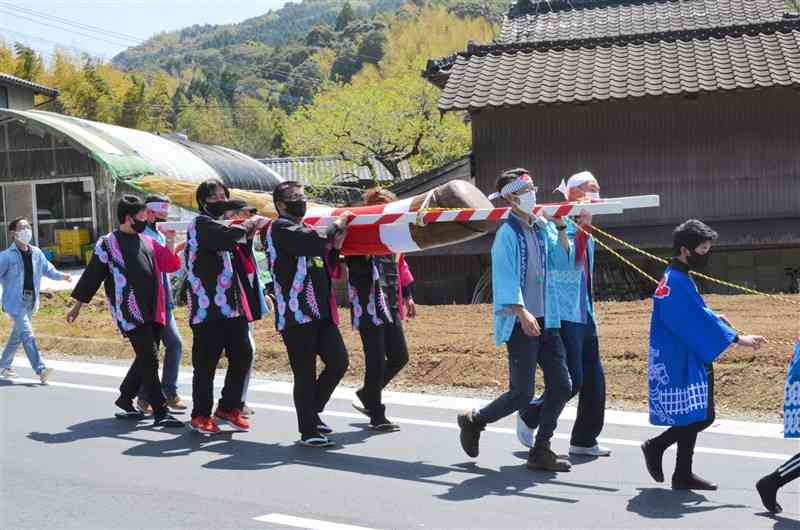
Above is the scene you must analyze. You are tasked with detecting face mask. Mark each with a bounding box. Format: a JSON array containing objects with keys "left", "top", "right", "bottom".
[
  {"left": 585, "top": 191, "right": 600, "bottom": 200},
  {"left": 516, "top": 190, "right": 537, "bottom": 214},
  {"left": 284, "top": 199, "right": 307, "bottom": 219},
  {"left": 687, "top": 250, "right": 711, "bottom": 271},
  {"left": 15, "top": 228, "right": 32, "bottom": 245},
  {"left": 132, "top": 219, "right": 148, "bottom": 234},
  {"left": 203, "top": 200, "right": 239, "bottom": 219}
]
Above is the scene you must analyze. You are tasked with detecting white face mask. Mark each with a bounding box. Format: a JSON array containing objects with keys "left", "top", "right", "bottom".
[
  {"left": 585, "top": 191, "right": 601, "bottom": 200},
  {"left": 15, "top": 228, "right": 32, "bottom": 245},
  {"left": 516, "top": 190, "right": 537, "bottom": 214}
]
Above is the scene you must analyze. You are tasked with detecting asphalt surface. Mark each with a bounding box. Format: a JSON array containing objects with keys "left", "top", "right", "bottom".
[{"left": 1, "top": 361, "right": 799, "bottom": 530}]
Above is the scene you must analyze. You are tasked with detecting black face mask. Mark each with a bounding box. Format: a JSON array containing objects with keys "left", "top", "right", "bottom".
[
  {"left": 203, "top": 200, "right": 239, "bottom": 219},
  {"left": 687, "top": 250, "right": 711, "bottom": 271},
  {"left": 132, "top": 219, "right": 148, "bottom": 234},
  {"left": 283, "top": 199, "right": 307, "bottom": 219}
]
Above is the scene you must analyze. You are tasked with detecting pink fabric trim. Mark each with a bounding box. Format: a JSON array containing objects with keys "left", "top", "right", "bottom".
[
  {"left": 144, "top": 236, "right": 181, "bottom": 327},
  {"left": 326, "top": 247, "right": 342, "bottom": 326},
  {"left": 396, "top": 254, "right": 414, "bottom": 321}
]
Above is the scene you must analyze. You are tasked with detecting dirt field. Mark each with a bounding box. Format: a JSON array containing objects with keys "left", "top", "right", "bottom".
[{"left": 14, "top": 291, "right": 800, "bottom": 419}]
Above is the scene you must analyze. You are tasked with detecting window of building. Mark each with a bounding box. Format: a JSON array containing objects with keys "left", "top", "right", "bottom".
[{"left": 0, "top": 86, "right": 7, "bottom": 109}]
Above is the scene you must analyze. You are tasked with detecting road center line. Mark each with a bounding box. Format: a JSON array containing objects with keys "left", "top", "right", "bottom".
[
  {"left": 7, "top": 377, "right": 793, "bottom": 461},
  {"left": 253, "top": 513, "right": 379, "bottom": 530}
]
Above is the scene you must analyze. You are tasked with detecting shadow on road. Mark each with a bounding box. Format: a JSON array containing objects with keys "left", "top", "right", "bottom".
[
  {"left": 755, "top": 511, "right": 800, "bottom": 529},
  {"left": 627, "top": 488, "right": 748, "bottom": 519},
  {"left": 28, "top": 417, "right": 589, "bottom": 504}
]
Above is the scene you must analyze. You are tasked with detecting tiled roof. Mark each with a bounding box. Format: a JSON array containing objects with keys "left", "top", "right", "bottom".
[
  {"left": 258, "top": 155, "right": 413, "bottom": 185},
  {"left": 0, "top": 73, "right": 59, "bottom": 98},
  {"left": 499, "top": 0, "right": 787, "bottom": 44},
  {"left": 438, "top": 24, "right": 800, "bottom": 109}
]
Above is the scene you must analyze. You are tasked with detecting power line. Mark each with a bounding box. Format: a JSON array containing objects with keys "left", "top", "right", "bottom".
[{"left": 0, "top": 8, "right": 138, "bottom": 48}]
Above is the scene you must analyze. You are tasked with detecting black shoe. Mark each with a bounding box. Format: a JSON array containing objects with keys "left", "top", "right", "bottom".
[
  {"left": 641, "top": 440, "right": 665, "bottom": 483},
  {"left": 153, "top": 410, "right": 185, "bottom": 428},
  {"left": 114, "top": 397, "right": 145, "bottom": 420},
  {"left": 369, "top": 417, "right": 400, "bottom": 432},
  {"left": 527, "top": 440, "right": 571, "bottom": 472},
  {"left": 457, "top": 411, "right": 484, "bottom": 458},
  {"left": 314, "top": 415, "right": 333, "bottom": 435},
  {"left": 756, "top": 474, "right": 782, "bottom": 513},
  {"left": 671, "top": 473, "right": 718, "bottom": 491}
]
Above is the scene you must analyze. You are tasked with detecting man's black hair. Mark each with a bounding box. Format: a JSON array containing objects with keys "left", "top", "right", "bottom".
[
  {"left": 273, "top": 181, "right": 303, "bottom": 204},
  {"left": 144, "top": 193, "right": 170, "bottom": 204},
  {"left": 673, "top": 219, "right": 718, "bottom": 255},
  {"left": 195, "top": 179, "right": 230, "bottom": 209},
  {"left": 495, "top": 168, "right": 529, "bottom": 193},
  {"left": 8, "top": 217, "right": 27, "bottom": 232},
  {"left": 117, "top": 194, "right": 146, "bottom": 224}
]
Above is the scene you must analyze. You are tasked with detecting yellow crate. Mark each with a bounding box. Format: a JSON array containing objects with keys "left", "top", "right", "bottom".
[
  {"left": 58, "top": 241, "right": 83, "bottom": 258},
  {"left": 55, "top": 228, "right": 90, "bottom": 247}
]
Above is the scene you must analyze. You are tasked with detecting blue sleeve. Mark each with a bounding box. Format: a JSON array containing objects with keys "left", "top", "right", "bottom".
[
  {"left": 491, "top": 226, "right": 523, "bottom": 309},
  {"left": 541, "top": 220, "right": 572, "bottom": 269},
  {"left": 0, "top": 251, "right": 8, "bottom": 280},
  {"left": 657, "top": 273, "right": 736, "bottom": 364},
  {"left": 38, "top": 250, "right": 63, "bottom": 280}
]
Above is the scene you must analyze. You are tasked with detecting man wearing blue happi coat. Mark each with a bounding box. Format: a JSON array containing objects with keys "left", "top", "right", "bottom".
[{"left": 641, "top": 219, "right": 765, "bottom": 491}]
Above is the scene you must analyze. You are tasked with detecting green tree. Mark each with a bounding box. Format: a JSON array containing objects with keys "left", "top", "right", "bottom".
[
  {"left": 13, "top": 43, "right": 43, "bottom": 81},
  {"left": 335, "top": 1, "right": 356, "bottom": 31},
  {"left": 176, "top": 97, "right": 233, "bottom": 146},
  {"left": 117, "top": 76, "right": 148, "bottom": 129},
  {"left": 145, "top": 73, "right": 175, "bottom": 133},
  {"left": 231, "top": 97, "right": 286, "bottom": 157}
]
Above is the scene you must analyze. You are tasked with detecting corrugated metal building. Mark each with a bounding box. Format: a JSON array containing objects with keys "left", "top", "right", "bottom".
[
  {"left": 0, "top": 107, "right": 282, "bottom": 252},
  {"left": 424, "top": 0, "right": 800, "bottom": 297}
]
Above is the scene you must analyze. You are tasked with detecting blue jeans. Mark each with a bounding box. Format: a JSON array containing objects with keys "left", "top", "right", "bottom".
[
  {"left": 522, "top": 319, "right": 606, "bottom": 447},
  {"left": 138, "top": 306, "right": 183, "bottom": 398},
  {"left": 0, "top": 295, "right": 46, "bottom": 374},
  {"left": 475, "top": 322, "right": 571, "bottom": 442}
]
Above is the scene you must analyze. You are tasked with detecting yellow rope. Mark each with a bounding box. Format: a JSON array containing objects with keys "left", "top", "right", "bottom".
[{"left": 588, "top": 223, "right": 800, "bottom": 308}]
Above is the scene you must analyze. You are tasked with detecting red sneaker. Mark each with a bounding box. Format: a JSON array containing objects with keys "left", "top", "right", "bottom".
[
  {"left": 214, "top": 408, "right": 250, "bottom": 432},
  {"left": 190, "top": 416, "right": 221, "bottom": 434}
]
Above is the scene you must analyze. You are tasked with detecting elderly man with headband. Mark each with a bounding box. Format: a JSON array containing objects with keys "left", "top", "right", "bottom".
[
  {"left": 517, "top": 170, "right": 611, "bottom": 458},
  {"left": 458, "top": 168, "right": 574, "bottom": 472}
]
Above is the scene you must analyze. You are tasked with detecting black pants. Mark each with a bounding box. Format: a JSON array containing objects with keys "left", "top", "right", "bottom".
[
  {"left": 191, "top": 317, "right": 253, "bottom": 418},
  {"left": 281, "top": 319, "right": 349, "bottom": 437},
  {"left": 358, "top": 317, "right": 409, "bottom": 419},
  {"left": 649, "top": 366, "right": 716, "bottom": 478},
  {"left": 120, "top": 323, "right": 166, "bottom": 413}
]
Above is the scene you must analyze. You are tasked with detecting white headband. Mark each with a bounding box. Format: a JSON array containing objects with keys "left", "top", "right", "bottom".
[
  {"left": 488, "top": 173, "right": 533, "bottom": 200},
  {"left": 146, "top": 201, "right": 170, "bottom": 216},
  {"left": 554, "top": 171, "right": 598, "bottom": 199}
]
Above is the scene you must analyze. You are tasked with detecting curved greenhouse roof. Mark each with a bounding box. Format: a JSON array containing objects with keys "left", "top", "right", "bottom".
[{"left": 0, "top": 109, "right": 282, "bottom": 192}]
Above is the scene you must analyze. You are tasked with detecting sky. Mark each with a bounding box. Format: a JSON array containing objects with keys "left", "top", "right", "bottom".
[{"left": 0, "top": 0, "right": 290, "bottom": 63}]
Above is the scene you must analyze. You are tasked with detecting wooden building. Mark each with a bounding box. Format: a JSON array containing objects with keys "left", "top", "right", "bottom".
[{"left": 424, "top": 0, "right": 800, "bottom": 297}]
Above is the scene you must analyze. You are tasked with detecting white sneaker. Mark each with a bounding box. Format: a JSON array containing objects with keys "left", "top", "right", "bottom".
[
  {"left": 38, "top": 368, "right": 54, "bottom": 385},
  {"left": 569, "top": 444, "right": 611, "bottom": 457},
  {"left": 516, "top": 413, "right": 534, "bottom": 449},
  {"left": 0, "top": 367, "right": 18, "bottom": 378}
]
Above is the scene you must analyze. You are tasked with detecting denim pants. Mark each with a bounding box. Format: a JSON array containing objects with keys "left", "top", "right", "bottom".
[
  {"left": 138, "top": 306, "right": 183, "bottom": 399},
  {"left": 476, "top": 322, "right": 572, "bottom": 442},
  {"left": 521, "top": 319, "right": 606, "bottom": 447},
  {"left": 0, "top": 294, "right": 46, "bottom": 374}
]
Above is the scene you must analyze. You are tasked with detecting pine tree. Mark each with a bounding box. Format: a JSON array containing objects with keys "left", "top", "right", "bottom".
[
  {"left": 13, "top": 43, "right": 43, "bottom": 81},
  {"left": 335, "top": 1, "right": 356, "bottom": 31}
]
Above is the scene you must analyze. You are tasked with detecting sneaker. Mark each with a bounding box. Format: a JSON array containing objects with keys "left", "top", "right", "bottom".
[
  {"left": 153, "top": 410, "right": 185, "bottom": 428},
  {"left": 1, "top": 367, "right": 18, "bottom": 378},
  {"left": 38, "top": 367, "right": 53, "bottom": 385},
  {"left": 516, "top": 413, "right": 534, "bottom": 449},
  {"left": 457, "top": 410, "right": 484, "bottom": 458},
  {"left": 569, "top": 444, "right": 611, "bottom": 457},
  {"left": 190, "top": 416, "right": 221, "bottom": 434},
  {"left": 166, "top": 394, "right": 188, "bottom": 411},
  {"left": 671, "top": 473, "right": 718, "bottom": 491},
  {"left": 299, "top": 434, "right": 335, "bottom": 448},
  {"left": 527, "top": 440, "right": 572, "bottom": 472},
  {"left": 214, "top": 408, "right": 250, "bottom": 432},
  {"left": 756, "top": 474, "right": 782, "bottom": 513},
  {"left": 114, "top": 397, "right": 145, "bottom": 420},
  {"left": 136, "top": 397, "right": 153, "bottom": 415},
  {"left": 641, "top": 440, "right": 665, "bottom": 483},
  {"left": 352, "top": 390, "right": 370, "bottom": 417},
  {"left": 241, "top": 405, "right": 255, "bottom": 418}
]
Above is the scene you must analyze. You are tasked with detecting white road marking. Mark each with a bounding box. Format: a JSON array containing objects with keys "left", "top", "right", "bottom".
[
  {"left": 253, "top": 513, "right": 378, "bottom": 530},
  {"left": 13, "top": 358, "right": 785, "bottom": 439},
  {"left": 7, "top": 377, "right": 794, "bottom": 461}
]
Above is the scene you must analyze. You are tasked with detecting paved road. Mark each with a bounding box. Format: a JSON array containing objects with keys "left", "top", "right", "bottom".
[{"left": 1, "top": 360, "right": 799, "bottom": 530}]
